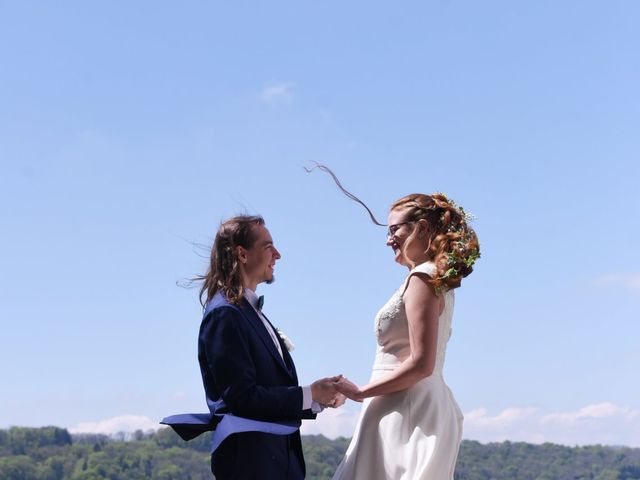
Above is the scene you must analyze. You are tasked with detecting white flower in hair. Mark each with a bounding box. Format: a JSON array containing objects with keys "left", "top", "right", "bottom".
[{"left": 275, "top": 328, "right": 295, "bottom": 352}]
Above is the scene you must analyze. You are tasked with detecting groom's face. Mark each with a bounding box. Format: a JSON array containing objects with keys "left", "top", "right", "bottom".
[{"left": 242, "top": 224, "right": 281, "bottom": 286}]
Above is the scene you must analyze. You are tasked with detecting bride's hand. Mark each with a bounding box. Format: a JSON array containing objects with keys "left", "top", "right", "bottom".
[{"left": 333, "top": 376, "right": 364, "bottom": 402}]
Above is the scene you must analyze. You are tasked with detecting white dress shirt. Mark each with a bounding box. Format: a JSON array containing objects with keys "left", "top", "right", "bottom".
[{"left": 244, "top": 288, "right": 319, "bottom": 412}]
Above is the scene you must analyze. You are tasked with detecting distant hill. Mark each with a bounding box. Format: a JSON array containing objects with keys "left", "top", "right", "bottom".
[{"left": 1, "top": 426, "right": 639, "bottom": 479}]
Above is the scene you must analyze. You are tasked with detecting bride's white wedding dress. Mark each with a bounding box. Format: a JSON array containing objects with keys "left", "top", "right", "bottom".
[{"left": 332, "top": 262, "right": 463, "bottom": 480}]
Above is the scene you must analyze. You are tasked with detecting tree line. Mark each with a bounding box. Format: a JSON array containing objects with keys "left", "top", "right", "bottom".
[{"left": 1, "top": 426, "right": 639, "bottom": 479}]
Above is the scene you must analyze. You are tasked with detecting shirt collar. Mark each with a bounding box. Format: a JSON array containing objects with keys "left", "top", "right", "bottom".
[{"left": 244, "top": 287, "right": 259, "bottom": 309}]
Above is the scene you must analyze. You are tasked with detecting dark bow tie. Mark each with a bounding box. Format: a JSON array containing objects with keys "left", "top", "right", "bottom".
[{"left": 256, "top": 295, "right": 264, "bottom": 311}]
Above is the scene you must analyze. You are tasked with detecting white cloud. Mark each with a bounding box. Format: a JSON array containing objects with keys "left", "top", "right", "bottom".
[
  {"left": 464, "top": 407, "right": 544, "bottom": 444},
  {"left": 68, "top": 408, "right": 360, "bottom": 441},
  {"left": 594, "top": 273, "right": 640, "bottom": 293},
  {"left": 465, "top": 407, "right": 539, "bottom": 429},
  {"left": 260, "top": 81, "right": 295, "bottom": 104},
  {"left": 542, "top": 402, "right": 639, "bottom": 425},
  {"left": 300, "top": 405, "right": 360, "bottom": 439},
  {"left": 463, "top": 403, "right": 640, "bottom": 447},
  {"left": 65, "top": 403, "right": 640, "bottom": 447},
  {"left": 69, "top": 415, "right": 160, "bottom": 435}
]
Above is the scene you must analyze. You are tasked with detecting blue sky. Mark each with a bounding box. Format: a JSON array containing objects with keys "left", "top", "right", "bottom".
[{"left": 1, "top": 1, "right": 639, "bottom": 446}]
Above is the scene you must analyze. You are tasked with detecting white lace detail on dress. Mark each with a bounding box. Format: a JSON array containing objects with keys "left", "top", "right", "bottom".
[
  {"left": 374, "top": 288, "right": 403, "bottom": 339},
  {"left": 374, "top": 262, "right": 436, "bottom": 339},
  {"left": 373, "top": 262, "right": 454, "bottom": 374}
]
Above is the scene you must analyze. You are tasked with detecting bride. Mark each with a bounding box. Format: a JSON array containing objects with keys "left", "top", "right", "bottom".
[{"left": 331, "top": 192, "right": 480, "bottom": 480}]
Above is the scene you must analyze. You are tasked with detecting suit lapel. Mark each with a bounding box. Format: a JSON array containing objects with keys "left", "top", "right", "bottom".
[
  {"left": 239, "top": 300, "right": 292, "bottom": 377},
  {"left": 261, "top": 312, "right": 298, "bottom": 380}
]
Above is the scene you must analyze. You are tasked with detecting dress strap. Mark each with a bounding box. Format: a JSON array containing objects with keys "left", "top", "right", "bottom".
[{"left": 402, "top": 261, "right": 436, "bottom": 295}]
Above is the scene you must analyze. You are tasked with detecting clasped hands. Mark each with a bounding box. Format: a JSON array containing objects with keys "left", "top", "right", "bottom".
[{"left": 311, "top": 375, "right": 364, "bottom": 407}]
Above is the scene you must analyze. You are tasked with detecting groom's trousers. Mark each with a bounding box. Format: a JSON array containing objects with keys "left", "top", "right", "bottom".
[{"left": 211, "top": 431, "right": 304, "bottom": 480}]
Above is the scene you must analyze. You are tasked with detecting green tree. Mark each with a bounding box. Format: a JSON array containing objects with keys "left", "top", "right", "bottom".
[{"left": 0, "top": 455, "right": 38, "bottom": 479}]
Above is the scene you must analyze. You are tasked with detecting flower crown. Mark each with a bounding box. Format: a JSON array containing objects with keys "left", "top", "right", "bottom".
[{"left": 436, "top": 193, "right": 481, "bottom": 282}]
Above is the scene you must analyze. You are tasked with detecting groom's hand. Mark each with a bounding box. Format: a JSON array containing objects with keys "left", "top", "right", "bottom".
[
  {"left": 333, "top": 376, "right": 364, "bottom": 402},
  {"left": 325, "top": 392, "right": 346, "bottom": 408},
  {"left": 311, "top": 376, "right": 342, "bottom": 406}
]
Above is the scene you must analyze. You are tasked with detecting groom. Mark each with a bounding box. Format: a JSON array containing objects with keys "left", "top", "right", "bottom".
[{"left": 162, "top": 215, "right": 343, "bottom": 479}]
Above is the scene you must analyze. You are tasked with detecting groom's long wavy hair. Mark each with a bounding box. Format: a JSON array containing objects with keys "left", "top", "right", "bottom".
[{"left": 196, "top": 215, "right": 265, "bottom": 307}]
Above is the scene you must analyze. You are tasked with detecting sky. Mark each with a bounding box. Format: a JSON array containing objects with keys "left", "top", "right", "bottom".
[{"left": 1, "top": 1, "right": 639, "bottom": 447}]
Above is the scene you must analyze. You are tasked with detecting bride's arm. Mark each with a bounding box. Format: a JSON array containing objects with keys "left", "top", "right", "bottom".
[{"left": 336, "top": 273, "right": 443, "bottom": 401}]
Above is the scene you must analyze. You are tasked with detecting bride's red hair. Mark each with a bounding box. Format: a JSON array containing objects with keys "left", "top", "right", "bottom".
[{"left": 391, "top": 193, "right": 480, "bottom": 293}]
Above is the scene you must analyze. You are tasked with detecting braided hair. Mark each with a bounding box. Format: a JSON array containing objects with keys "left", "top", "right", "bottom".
[{"left": 391, "top": 193, "right": 480, "bottom": 293}]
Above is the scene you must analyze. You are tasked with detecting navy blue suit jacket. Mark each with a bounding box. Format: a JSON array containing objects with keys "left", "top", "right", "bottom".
[{"left": 164, "top": 292, "right": 314, "bottom": 479}]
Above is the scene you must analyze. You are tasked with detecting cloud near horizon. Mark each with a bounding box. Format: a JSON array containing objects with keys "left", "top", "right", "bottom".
[
  {"left": 542, "top": 402, "right": 639, "bottom": 425},
  {"left": 69, "top": 415, "right": 160, "bottom": 435},
  {"left": 300, "top": 405, "right": 360, "bottom": 439},
  {"left": 464, "top": 402, "right": 640, "bottom": 447},
  {"left": 66, "top": 402, "right": 640, "bottom": 447}
]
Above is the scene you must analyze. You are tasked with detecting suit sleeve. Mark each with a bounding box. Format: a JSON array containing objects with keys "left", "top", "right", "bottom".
[{"left": 202, "top": 306, "right": 304, "bottom": 420}]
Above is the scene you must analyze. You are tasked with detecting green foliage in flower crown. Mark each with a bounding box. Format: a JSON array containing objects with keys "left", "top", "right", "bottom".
[
  {"left": 433, "top": 193, "right": 481, "bottom": 294},
  {"left": 443, "top": 206, "right": 480, "bottom": 268},
  {"left": 444, "top": 267, "right": 459, "bottom": 279},
  {"left": 464, "top": 250, "right": 481, "bottom": 268}
]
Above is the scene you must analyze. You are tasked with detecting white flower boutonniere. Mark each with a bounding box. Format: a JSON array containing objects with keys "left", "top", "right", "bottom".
[{"left": 275, "top": 328, "right": 295, "bottom": 352}]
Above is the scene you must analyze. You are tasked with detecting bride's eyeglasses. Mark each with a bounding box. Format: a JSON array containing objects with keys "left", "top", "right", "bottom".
[{"left": 387, "top": 221, "right": 414, "bottom": 238}]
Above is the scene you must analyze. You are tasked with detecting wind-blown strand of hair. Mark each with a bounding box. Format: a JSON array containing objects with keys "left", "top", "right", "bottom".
[{"left": 304, "top": 162, "right": 387, "bottom": 227}]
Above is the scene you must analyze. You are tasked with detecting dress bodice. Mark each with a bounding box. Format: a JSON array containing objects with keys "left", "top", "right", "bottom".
[{"left": 373, "top": 262, "right": 455, "bottom": 375}]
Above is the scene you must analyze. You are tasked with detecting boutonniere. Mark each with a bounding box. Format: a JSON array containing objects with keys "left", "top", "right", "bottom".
[{"left": 275, "top": 328, "right": 295, "bottom": 352}]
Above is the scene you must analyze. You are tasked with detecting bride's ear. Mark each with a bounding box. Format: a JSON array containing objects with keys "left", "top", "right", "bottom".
[{"left": 416, "top": 219, "right": 430, "bottom": 238}]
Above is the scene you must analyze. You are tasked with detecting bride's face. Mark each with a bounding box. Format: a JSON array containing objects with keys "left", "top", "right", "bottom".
[{"left": 386, "top": 208, "right": 423, "bottom": 267}]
